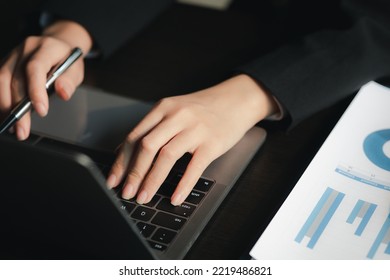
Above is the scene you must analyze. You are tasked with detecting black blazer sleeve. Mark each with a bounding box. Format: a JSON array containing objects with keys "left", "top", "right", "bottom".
[
  {"left": 239, "top": 0, "right": 390, "bottom": 128},
  {"left": 42, "top": 0, "right": 173, "bottom": 58}
]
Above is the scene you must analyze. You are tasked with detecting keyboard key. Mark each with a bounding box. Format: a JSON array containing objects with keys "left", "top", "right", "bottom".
[
  {"left": 185, "top": 190, "right": 205, "bottom": 205},
  {"left": 119, "top": 195, "right": 136, "bottom": 203},
  {"left": 119, "top": 200, "right": 136, "bottom": 214},
  {"left": 114, "top": 186, "right": 133, "bottom": 198},
  {"left": 118, "top": 193, "right": 160, "bottom": 208},
  {"left": 151, "top": 212, "right": 187, "bottom": 231},
  {"left": 131, "top": 206, "right": 156, "bottom": 221},
  {"left": 144, "top": 195, "right": 161, "bottom": 208},
  {"left": 136, "top": 222, "right": 156, "bottom": 238},
  {"left": 152, "top": 228, "right": 177, "bottom": 244},
  {"left": 148, "top": 241, "right": 167, "bottom": 251},
  {"left": 194, "top": 178, "right": 214, "bottom": 192},
  {"left": 157, "top": 198, "right": 195, "bottom": 217},
  {"left": 157, "top": 182, "right": 176, "bottom": 197},
  {"left": 166, "top": 171, "right": 215, "bottom": 192},
  {"left": 167, "top": 171, "right": 183, "bottom": 185}
]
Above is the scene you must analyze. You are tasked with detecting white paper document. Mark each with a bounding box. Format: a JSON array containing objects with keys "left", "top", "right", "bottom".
[{"left": 250, "top": 81, "right": 390, "bottom": 259}]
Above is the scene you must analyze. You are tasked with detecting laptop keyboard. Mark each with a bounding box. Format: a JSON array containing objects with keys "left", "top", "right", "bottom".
[{"left": 104, "top": 166, "right": 215, "bottom": 252}]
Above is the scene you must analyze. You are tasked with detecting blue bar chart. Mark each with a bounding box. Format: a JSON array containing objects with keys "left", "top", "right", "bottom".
[
  {"left": 295, "top": 187, "right": 345, "bottom": 249},
  {"left": 367, "top": 214, "right": 390, "bottom": 259},
  {"left": 346, "top": 200, "right": 377, "bottom": 236},
  {"left": 250, "top": 83, "right": 390, "bottom": 260},
  {"left": 296, "top": 187, "right": 390, "bottom": 259}
]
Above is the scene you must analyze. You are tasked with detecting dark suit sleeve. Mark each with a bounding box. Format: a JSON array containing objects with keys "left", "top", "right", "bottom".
[
  {"left": 238, "top": 0, "right": 390, "bottom": 128},
  {"left": 42, "top": 0, "right": 173, "bottom": 58}
]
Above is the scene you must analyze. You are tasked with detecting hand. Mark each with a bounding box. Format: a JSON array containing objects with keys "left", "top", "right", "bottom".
[
  {"left": 107, "top": 74, "right": 279, "bottom": 205},
  {"left": 0, "top": 20, "right": 92, "bottom": 140}
]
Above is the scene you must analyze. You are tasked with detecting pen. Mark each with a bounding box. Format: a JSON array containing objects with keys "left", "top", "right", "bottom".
[{"left": 0, "top": 47, "right": 83, "bottom": 134}]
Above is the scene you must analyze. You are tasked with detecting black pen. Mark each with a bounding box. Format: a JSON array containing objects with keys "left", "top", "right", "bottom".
[{"left": 0, "top": 47, "right": 83, "bottom": 134}]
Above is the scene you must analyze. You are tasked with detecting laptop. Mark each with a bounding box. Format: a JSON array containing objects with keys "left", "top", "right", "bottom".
[{"left": 0, "top": 85, "right": 266, "bottom": 259}]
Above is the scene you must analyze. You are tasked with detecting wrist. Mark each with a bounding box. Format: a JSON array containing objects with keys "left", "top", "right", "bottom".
[
  {"left": 42, "top": 20, "right": 93, "bottom": 55},
  {"left": 216, "top": 74, "right": 281, "bottom": 124},
  {"left": 234, "top": 74, "right": 279, "bottom": 119}
]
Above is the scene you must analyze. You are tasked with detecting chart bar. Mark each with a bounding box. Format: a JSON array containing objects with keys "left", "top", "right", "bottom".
[
  {"left": 347, "top": 199, "right": 377, "bottom": 236},
  {"left": 367, "top": 213, "right": 390, "bottom": 259},
  {"left": 295, "top": 187, "right": 345, "bottom": 249}
]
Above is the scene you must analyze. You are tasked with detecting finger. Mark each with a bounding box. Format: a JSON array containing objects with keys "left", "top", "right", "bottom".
[
  {"left": 9, "top": 37, "right": 43, "bottom": 114},
  {"left": 108, "top": 105, "right": 170, "bottom": 189},
  {"left": 107, "top": 102, "right": 173, "bottom": 193},
  {"left": 122, "top": 116, "right": 186, "bottom": 201},
  {"left": 128, "top": 101, "right": 167, "bottom": 139},
  {"left": 10, "top": 49, "right": 33, "bottom": 140},
  {"left": 106, "top": 112, "right": 163, "bottom": 190},
  {"left": 171, "top": 146, "right": 215, "bottom": 206},
  {"left": 135, "top": 129, "right": 196, "bottom": 204},
  {"left": 11, "top": 72, "right": 32, "bottom": 140},
  {"left": 0, "top": 49, "right": 19, "bottom": 113},
  {"left": 14, "top": 112, "right": 31, "bottom": 141},
  {"left": 25, "top": 43, "right": 71, "bottom": 116},
  {"left": 107, "top": 141, "right": 135, "bottom": 190},
  {"left": 54, "top": 59, "right": 84, "bottom": 100}
]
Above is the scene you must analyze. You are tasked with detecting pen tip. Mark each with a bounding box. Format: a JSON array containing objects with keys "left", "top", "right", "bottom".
[
  {"left": 0, "top": 124, "right": 8, "bottom": 134},
  {"left": 0, "top": 115, "right": 16, "bottom": 135}
]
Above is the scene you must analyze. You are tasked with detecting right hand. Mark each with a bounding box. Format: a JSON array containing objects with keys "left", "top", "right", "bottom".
[
  {"left": 107, "top": 74, "right": 280, "bottom": 206},
  {"left": 0, "top": 20, "right": 92, "bottom": 140}
]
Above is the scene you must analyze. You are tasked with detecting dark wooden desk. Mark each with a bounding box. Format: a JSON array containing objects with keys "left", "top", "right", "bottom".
[{"left": 1, "top": 2, "right": 352, "bottom": 259}]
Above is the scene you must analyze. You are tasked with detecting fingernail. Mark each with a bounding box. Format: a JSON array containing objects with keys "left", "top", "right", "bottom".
[
  {"left": 136, "top": 190, "right": 148, "bottom": 205},
  {"left": 121, "top": 184, "right": 135, "bottom": 200},
  {"left": 35, "top": 102, "right": 47, "bottom": 117},
  {"left": 60, "top": 80, "right": 72, "bottom": 100},
  {"left": 106, "top": 174, "right": 117, "bottom": 189},
  {"left": 171, "top": 193, "right": 182, "bottom": 206},
  {"left": 16, "top": 127, "right": 26, "bottom": 141}
]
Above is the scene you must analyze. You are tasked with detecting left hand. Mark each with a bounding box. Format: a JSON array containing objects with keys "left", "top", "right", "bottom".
[{"left": 0, "top": 20, "right": 92, "bottom": 140}]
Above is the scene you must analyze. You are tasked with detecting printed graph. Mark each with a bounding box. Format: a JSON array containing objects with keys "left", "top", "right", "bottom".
[
  {"left": 295, "top": 187, "right": 344, "bottom": 248},
  {"left": 250, "top": 82, "right": 390, "bottom": 260},
  {"left": 363, "top": 129, "right": 390, "bottom": 172},
  {"left": 296, "top": 187, "right": 390, "bottom": 259},
  {"left": 346, "top": 200, "right": 377, "bottom": 236},
  {"left": 335, "top": 129, "right": 390, "bottom": 190},
  {"left": 367, "top": 213, "right": 390, "bottom": 259}
]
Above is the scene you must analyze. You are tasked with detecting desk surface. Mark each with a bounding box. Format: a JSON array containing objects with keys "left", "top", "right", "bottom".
[{"left": 1, "top": 2, "right": 352, "bottom": 259}]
